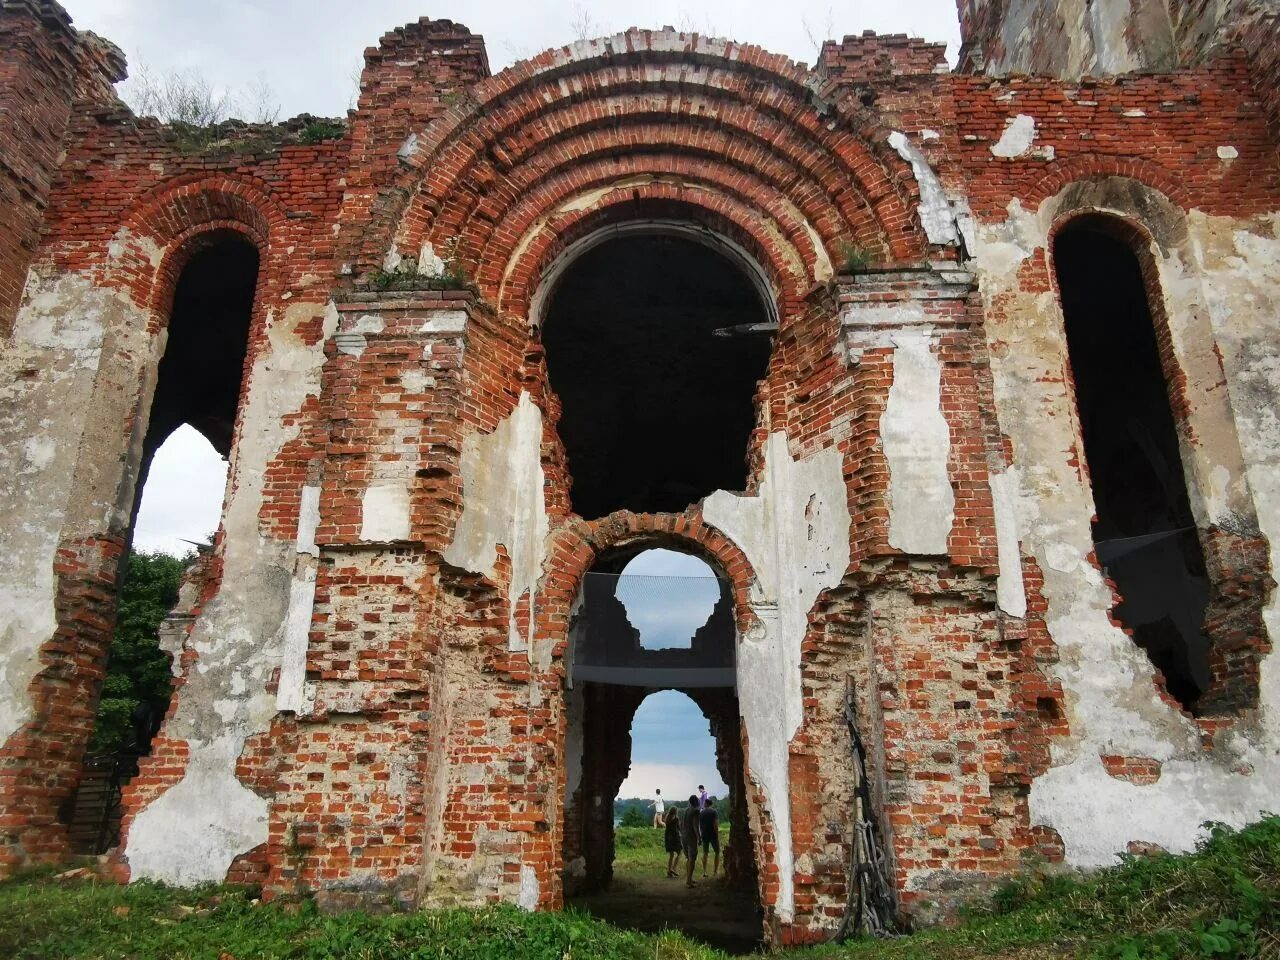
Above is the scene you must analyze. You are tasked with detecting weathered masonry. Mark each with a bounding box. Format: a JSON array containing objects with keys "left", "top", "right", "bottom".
[{"left": 2, "top": 0, "right": 1279, "bottom": 944}]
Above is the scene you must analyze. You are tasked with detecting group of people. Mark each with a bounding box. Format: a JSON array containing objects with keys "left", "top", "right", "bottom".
[{"left": 650, "top": 787, "right": 719, "bottom": 888}]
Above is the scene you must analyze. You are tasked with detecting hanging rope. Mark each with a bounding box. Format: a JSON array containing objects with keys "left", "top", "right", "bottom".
[{"left": 835, "top": 678, "right": 897, "bottom": 941}]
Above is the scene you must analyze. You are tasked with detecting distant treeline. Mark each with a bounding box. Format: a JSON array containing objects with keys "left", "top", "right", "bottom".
[{"left": 613, "top": 795, "right": 730, "bottom": 826}]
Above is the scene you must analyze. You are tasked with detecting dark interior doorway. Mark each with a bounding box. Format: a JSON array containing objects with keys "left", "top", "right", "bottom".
[
  {"left": 541, "top": 233, "right": 772, "bottom": 519},
  {"left": 1053, "top": 218, "right": 1211, "bottom": 709}
]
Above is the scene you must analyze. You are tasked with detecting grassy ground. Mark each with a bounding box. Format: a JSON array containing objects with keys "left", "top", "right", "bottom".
[
  {"left": 0, "top": 816, "right": 1275, "bottom": 959},
  {"left": 576, "top": 824, "right": 759, "bottom": 952}
]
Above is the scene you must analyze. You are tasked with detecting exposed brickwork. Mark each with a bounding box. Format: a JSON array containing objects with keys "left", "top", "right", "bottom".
[
  {"left": 1101, "top": 755, "right": 1163, "bottom": 785},
  {"left": 0, "top": 1, "right": 122, "bottom": 336},
  {"left": 1, "top": 0, "right": 1278, "bottom": 947}
]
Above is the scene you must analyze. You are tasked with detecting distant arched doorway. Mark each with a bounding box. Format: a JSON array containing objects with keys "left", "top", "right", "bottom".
[{"left": 562, "top": 546, "right": 761, "bottom": 950}]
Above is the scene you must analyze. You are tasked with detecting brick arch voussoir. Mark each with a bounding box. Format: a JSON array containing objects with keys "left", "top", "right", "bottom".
[
  {"left": 1024, "top": 156, "right": 1192, "bottom": 213},
  {"left": 465, "top": 159, "right": 828, "bottom": 294},
  {"left": 427, "top": 133, "right": 865, "bottom": 276},
  {"left": 407, "top": 98, "right": 904, "bottom": 258},
  {"left": 538, "top": 510, "right": 761, "bottom": 658},
  {"left": 113, "top": 174, "right": 289, "bottom": 316},
  {"left": 404, "top": 34, "right": 833, "bottom": 183},
  {"left": 390, "top": 46, "right": 929, "bottom": 266},
  {"left": 491, "top": 185, "right": 814, "bottom": 319}
]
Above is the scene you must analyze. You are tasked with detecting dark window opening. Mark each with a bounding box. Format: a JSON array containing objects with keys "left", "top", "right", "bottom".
[
  {"left": 542, "top": 234, "right": 772, "bottom": 519},
  {"left": 1054, "top": 222, "right": 1210, "bottom": 710}
]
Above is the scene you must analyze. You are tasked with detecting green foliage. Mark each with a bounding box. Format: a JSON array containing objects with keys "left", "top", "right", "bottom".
[
  {"left": 300, "top": 119, "right": 345, "bottom": 144},
  {"left": 88, "top": 550, "right": 189, "bottom": 753},
  {"left": 620, "top": 805, "right": 649, "bottom": 828}
]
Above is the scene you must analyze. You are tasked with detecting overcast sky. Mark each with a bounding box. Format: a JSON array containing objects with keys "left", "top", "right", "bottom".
[{"left": 63, "top": 0, "right": 962, "bottom": 119}]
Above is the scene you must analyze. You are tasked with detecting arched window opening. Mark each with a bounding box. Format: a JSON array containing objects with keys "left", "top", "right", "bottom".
[
  {"left": 1053, "top": 219, "right": 1210, "bottom": 709},
  {"left": 615, "top": 549, "right": 721, "bottom": 651},
  {"left": 570, "top": 545, "right": 735, "bottom": 688},
  {"left": 542, "top": 233, "right": 772, "bottom": 519}
]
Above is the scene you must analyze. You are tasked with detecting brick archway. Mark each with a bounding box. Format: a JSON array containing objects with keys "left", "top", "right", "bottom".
[
  {"left": 0, "top": 175, "right": 284, "bottom": 874},
  {"left": 358, "top": 29, "right": 935, "bottom": 304},
  {"left": 1040, "top": 183, "right": 1274, "bottom": 715},
  {"left": 546, "top": 509, "right": 767, "bottom": 938}
]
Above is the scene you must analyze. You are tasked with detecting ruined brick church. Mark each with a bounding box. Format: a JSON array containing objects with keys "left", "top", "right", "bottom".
[{"left": 2, "top": 0, "right": 1279, "bottom": 944}]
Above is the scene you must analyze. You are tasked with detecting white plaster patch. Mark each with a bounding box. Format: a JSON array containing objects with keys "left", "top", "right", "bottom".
[
  {"left": 1217, "top": 145, "right": 1239, "bottom": 161},
  {"left": 990, "top": 467, "right": 1027, "bottom": 618},
  {"left": 277, "top": 485, "right": 321, "bottom": 713},
  {"left": 881, "top": 331, "right": 954, "bottom": 554},
  {"left": 420, "top": 310, "right": 467, "bottom": 335},
  {"left": 418, "top": 242, "right": 446, "bottom": 276},
  {"left": 0, "top": 272, "right": 148, "bottom": 744},
  {"left": 704, "top": 432, "right": 851, "bottom": 923},
  {"left": 126, "top": 733, "right": 268, "bottom": 884},
  {"left": 888, "top": 131, "right": 958, "bottom": 246},
  {"left": 443, "top": 392, "right": 549, "bottom": 656},
  {"left": 517, "top": 864, "right": 539, "bottom": 911},
  {"left": 991, "top": 114, "right": 1037, "bottom": 159},
  {"left": 360, "top": 481, "right": 412, "bottom": 542}
]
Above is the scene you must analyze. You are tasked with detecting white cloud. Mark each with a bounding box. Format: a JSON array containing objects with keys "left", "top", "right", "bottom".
[
  {"left": 132, "top": 424, "right": 227, "bottom": 555},
  {"left": 620, "top": 691, "right": 729, "bottom": 800},
  {"left": 63, "top": 0, "right": 962, "bottom": 120},
  {"left": 618, "top": 762, "right": 728, "bottom": 803}
]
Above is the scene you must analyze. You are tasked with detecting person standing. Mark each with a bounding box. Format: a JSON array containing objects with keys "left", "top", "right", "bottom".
[
  {"left": 652, "top": 788, "right": 665, "bottom": 828},
  {"left": 697, "top": 784, "right": 709, "bottom": 809},
  {"left": 663, "top": 807, "right": 682, "bottom": 878},
  {"left": 699, "top": 797, "right": 720, "bottom": 878},
  {"left": 681, "top": 794, "right": 702, "bottom": 888}
]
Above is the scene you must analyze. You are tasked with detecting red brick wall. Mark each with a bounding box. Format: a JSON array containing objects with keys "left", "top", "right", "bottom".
[
  {"left": 0, "top": 1, "right": 122, "bottom": 337},
  {"left": 3, "top": 1, "right": 1279, "bottom": 944}
]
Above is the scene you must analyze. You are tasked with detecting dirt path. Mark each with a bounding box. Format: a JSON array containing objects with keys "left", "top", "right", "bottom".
[{"left": 570, "top": 863, "right": 763, "bottom": 954}]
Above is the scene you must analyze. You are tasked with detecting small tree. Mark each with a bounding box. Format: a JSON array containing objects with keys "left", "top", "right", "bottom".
[
  {"left": 89, "top": 550, "right": 189, "bottom": 753},
  {"left": 620, "top": 805, "right": 649, "bottom": 828}
]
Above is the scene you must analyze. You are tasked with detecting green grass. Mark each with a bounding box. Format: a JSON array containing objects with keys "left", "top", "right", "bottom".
[
  {"left": 0, "top": 817, "right": 1275, "bottom": 959},
  {"left": 613, "top": 823, "right": 730, "bottom": 869}
]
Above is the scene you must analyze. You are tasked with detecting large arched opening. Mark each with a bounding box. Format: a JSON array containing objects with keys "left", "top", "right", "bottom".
[
  {"left": 67, "top": 229, "right": 259, "bottom": 853},
  {"left": 540, "top": 228, "right": 774, "bottom": 520},
  {"left": 1051, "top": 215, "right": 1210, "bottom": 710},
  {"left": 562, "top": 545, "right": 762, "bottom": 951}
]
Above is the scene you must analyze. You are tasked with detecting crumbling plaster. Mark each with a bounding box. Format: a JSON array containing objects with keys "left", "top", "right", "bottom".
[
  {"left": 443, "top": 391, "right": 549, "bottom": 660},
  {"left": 0, "top": 270, "right": 151, "bottom": 742},
  {"left": 125, "top": 298, "right": 338, "bottom": 884},
  {"left": 704, "top": 431, "right": 852, "bottom": 922},
  {"left": 1188, "top": 210, "right": 1280, "bottom": 744},
  {"left": 880, "top": 328, "right": 956, "bottom": 555},
  {"left": 970, "top": 190, "right": 1280, "bottom": 868}
]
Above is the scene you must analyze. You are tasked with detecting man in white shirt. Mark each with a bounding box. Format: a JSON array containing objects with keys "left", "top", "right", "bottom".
[{"left": 652, "top": 788, "right": 665, "bottom": 827}]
